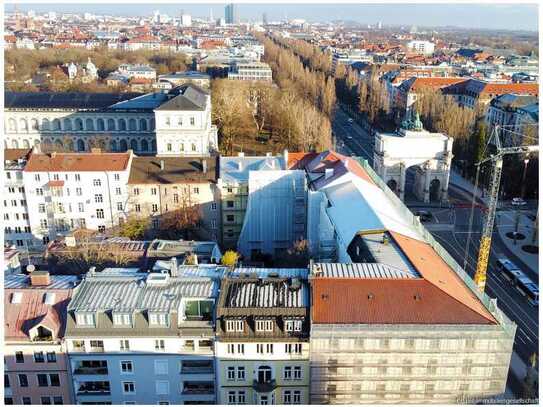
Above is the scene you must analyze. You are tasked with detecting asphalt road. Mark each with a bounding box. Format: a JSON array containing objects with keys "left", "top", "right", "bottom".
[{"left": 333, "top": 107, "right": 539, "bottom": 369}]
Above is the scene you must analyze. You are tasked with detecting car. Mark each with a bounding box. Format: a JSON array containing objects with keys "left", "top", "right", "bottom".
[
  {"left": 346, "top": 135, "right": 353, "bottom": 140},
  {"left": 415, "top": 210, "right": 432, "bottom": 222},
  {"left": 347, "top": 118, "right": 354, "bottom": 124},
  {"left": 512, "top": 197, "right": 527, "bottom": 206}
]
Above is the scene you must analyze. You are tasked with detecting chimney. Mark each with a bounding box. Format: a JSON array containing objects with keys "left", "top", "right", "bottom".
[
  {"left": 160, "top": 159, "right": 165, "bottom": 170},
  {"left": 202, "top": 159, "right": 207, "bottom": 174},
  {"left": 30, "top": 270, "right": 50, "bottom": 287},
  {"left": 283, "top": 149, "right": 289, "bottom": 168},
  {"left": 170, "top": 257, "right": 178, "bottom": 277},
  {"left": 325, "top": 168, "right": 334, "bottom": 179}
]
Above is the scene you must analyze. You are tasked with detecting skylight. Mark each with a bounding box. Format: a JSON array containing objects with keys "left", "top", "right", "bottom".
[
  {"left": 44, "top": 293, "right": 56, "bottom": 305},
  {"left": 11, "top": 292, "right": 23, "bottom": 304}
]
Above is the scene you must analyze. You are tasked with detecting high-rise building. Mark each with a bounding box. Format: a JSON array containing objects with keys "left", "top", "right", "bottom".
[
  {"left": 225, "top": 3, "right": 237, "bottom": 24},
  {"left": 262, "top": 12, "right": 268, "bottom": 25}
]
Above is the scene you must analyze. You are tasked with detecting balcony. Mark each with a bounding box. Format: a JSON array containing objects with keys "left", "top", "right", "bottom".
[
  {"left": 76, "top": 382, "right": 111, "bottom": 396},
  {"left": 74, "top": 365, "right": 109, "bottom": 375},
  {"left": 182, "top": 382, "right": 214, "bottom": 395},
  {"left": 253, "top": 379, "right": 277, "bottom": 393},
  {"left": 181, "top": 361, "right": 214, "bottom": 374}
]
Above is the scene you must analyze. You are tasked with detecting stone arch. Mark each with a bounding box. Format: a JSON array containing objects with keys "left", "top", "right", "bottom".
[
  {"left": 52, "top": 119, "right": 61, "bottom": 131},
  {"left": 42, "top": 118, "right": 50, "bottom": 131},
  {"left": 129, "top": 118, "right": 137, "bottom": 131},
  {"left": 85, "top": 118, "right": 94, "bottom": 131},
  {"left": 120, "top": 139, "right": 128, "bottom": 152},
  {"left": 30, "top": 118, "right": 39, "bottom": 131},
  {"left": 8, "top": 118, "right": 17, "bottom": 131},
  {"left": 74, "top": 118, "right": 84, "bottom": 131},
  {"left": 97, "top": 118, "right": 105, "bottom": 131},
  {"left": 430, "top": 179, "right": 441, "bottom": 202},
  {"left": 11, "top": 139, "right": 19, "bottom": 148},
  {"left": 107, "top": 118, "right": 116, "bottom": 131},
  {"left": 119, "top": 118, "right": 127, "bottom": 131},
  {"left": 141, "top": 139, "right": 149, "bottom": 152},
  {"left": 110, "top": 139, "right": 118, "bottom": 152},
  {"left": 63, "top": 118, "right": 72, "bottom": 131},
  {"left": 387, "top": 179, "right": 398, "bottom": 192},
  {"left": 130, "top": 139, "right": 138, "bottom": 151},
  {"left": 77, "top": 139, "right": 86, "bottom": 152},
  {"left": 140, "top": 118, "right": 147, "bottom": 131},
  {"left": 23, "top": 139, "right": 30, "bottom": 149},
  {"left": 19, "top": 118, "right": 28, "bottom": 132}
]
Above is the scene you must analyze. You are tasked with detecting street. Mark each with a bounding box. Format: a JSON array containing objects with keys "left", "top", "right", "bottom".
[{"left": 332, "top": 107, "right": 539, "bottom": 371}]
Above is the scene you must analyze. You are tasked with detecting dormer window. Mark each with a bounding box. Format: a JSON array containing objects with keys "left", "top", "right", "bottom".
[
  {"left": 285, "top": 319, "right": 302, "bottom": 332},
  {"left": 11, "top": 292, "right": 23, "bottom": 304},
  {"left": 76, "top": 313, "right": 95, "bottom": 327},
  {"left": 43, "top": 293, "right": 56, "bottom": 305},
  {"left": 149, "top": 312, "right": 169, "bottom": 327},
  {"left": 255, "top": 320, "right": 274, "bottom": 332},
  {"left": 226, "top": 320, "right": 244, "bottom": 333},
  {"left": 112, "top": 313, "right": 132, "bottom": 327}
]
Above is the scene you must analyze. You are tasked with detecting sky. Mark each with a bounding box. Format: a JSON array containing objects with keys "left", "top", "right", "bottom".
[{"left": 9, "top": 2, "right": 539, "bottom": 31}]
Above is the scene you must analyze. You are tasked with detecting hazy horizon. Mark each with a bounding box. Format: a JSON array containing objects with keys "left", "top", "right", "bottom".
[{"left": 8, "top": 3, "right": 539, "bottom": 32}]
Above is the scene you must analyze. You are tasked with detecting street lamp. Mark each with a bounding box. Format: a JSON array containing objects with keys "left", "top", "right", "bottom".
[{"left": 521, "top": 157, "right": 530, "bottom": 200}]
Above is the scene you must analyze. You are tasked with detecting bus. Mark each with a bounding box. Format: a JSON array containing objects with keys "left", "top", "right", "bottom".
[{"left": 495, "top": 258, "right": 539, "bottom": 306}]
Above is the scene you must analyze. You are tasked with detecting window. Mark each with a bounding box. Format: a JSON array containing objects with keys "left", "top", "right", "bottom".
[
  {"left": 149, "top": 313, "right": 169, "bottom": 326},
  {"left": 226, "top": 200, "right": 234, "bottom": 208},
  {"left": 193, "top": 187, "right": 199, "bottom": 194},
  {"left": 34, "top": 351, "right": 45, "bottom": 363},
  {"left": 167, "top": 143, "right": 172, "bottom": 152},
  {"left": 226, "top": 320, "right": 244, "bottom": 332},
  {"left": 117, "top": 202, "right": 123, "bottom": 211},
  {"left": 226, "top": 214, "right": 235, "bottom": 222},
  {"left": 135, "top": 204, "right": 141, "bottom": 212},
  {"left": 151, "top": 188, "right": 158, "bottom": 195},
  {"left": 133, "top": 188, "right": 140, "bottom": 195},
  {"left": 190, "top": 117, "right": 195, "bottom": 126},
  {"left": 285, "top": 320, "right": 302, "bottom": 332},
  {"left": 285, "top": 343, "right": 302, "bottom": 354},
  {"left": 98, "top": 225, "right": 106, "bottom": 233},
  {"left": 96, "top": 209, "right": 104, "bottom": 219},
  {"left": 120, "top": 340, "right": 130, "bottom": 351},
  {"left": 76, "top": 313, "right": 95, "bottom": 326},
  {"left": 123, "top": 381, "right": 135, "bottom": 394},
  {"left": 36, "top": 188, "right": 44, "bottom": 196},
  {"left": 49, "top": 373, "right": 60, "bottom": 387},
  {"left": 257, "top": 344, "right": 274, "bottom": 354},
  {"left": 37, "top": 373, "right": 48, "bottom": 387},
  {"left": 152, "top": 204, "right": 158, "bottom": 212},
  {"left": 173, "top": 194, "right": 179, "bottom": 203},
  {"left": 154, "top": 360, "right": 168, "bottom": 375},
  {"left": 116, "top": 187, "right": 122, "bottom": 195},
  {"left": 22, "top": 397, "right": 31, "bottom": 405},
  {"left": 46, "top": 352, "right": 56, "bottom": 363},
  {"left": 228, "top": 391, "right": 237, "bottom": 404},
  {"left": 237, "top": 366, "right": 245, "bottom": 380},
  {"left": 39, "top": 203, "right": 46, "bottom": 213},
  {"left": 76, "top": 187, "right": 82, "bottom": 196},
  {"left": 156, "top": 380, "right": 169, "bottom": 395},
  {"left": 284, "top": 366, "right": 292, "bottom": 380},
  {"left": 35, "top": 174, "right": 41, "bottom": 182},
  {"left": 114, "top": 174, "right": 120, "bottom": 181},
  {"left": 53, "top": 397, "right": 63, "bottom": 405},
  {"left": 227, "top": 344, "right": 244, "bottom": 354},
  {"left": 38, "top": 219, "right": 47, "bottom": 228},
  {"left": 227, "top": 366, "right": 236, "bottom": 381},
  {"left": 155, "top": 339, "right": 165, "bottom": 351},
  {"left": 121, "top": 360, "right": 133, "bottom": 373},
  {"left": 113, "top": 313, "right": 132, "bottom": 326},
  {"left": 18, "top": 374, "right": 29, "bottom": 388},
  {"left": 93, "top": 179, "right": 101, "bottom": 186},
  {"left": 211, "top": 202, "right": 217, "bottom": 210},
  {"left": 293, "top": 366, "right": 302, "bottom": 380},
  {"left": 41, "top": 397, "right": 51, "bottom": 405},
  {"left": 95, "top": 194, "right": 103, "bottom": 203},
  {"left": 75, "top": 174, "right": 81, "bottom": 181},
  {"left": 256, "top": 320, "right": 274, "bottom": 332}
]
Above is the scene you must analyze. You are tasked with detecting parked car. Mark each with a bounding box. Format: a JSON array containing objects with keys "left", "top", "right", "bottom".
[
  {"left": 415, "top": 210, "right": 432, "bottom": 222},
  {"left": 512, "top": 197, "right": 527, "bottom": 206},
  {"left": 347, "top": 118, "right": 354, "bottom": 124}
]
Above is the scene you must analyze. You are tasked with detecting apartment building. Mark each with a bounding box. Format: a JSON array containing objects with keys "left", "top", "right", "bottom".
[
  {"left": 4, "top": 149, "right": 33, "bottom": 250},
  {"left": 65, "top": 268, "right": 218, "bottom": 404},
  {"left": 406, "top": 40, "right": 435, "bottom": 55},
  {"left": 127, "top": 156, "right": 220, "bottom": 241},
  {"left": 228, "top": 61, "right": 273, "bottom": 82},
  {"left": 218, "top": 153, "right": 287, "bottom": 249},
  {"left": 215, "top": 271, "right": 311, "bottom": 405},
  {"left": 158, "top": 71, "right": 211, "bottom": 89},
  {"left": 4, "top": 272, "right": 80, "bottom": 405},
  {"left": 485, "top": 94, "right": 539, "bottom": 136},
  {"left": 22, "top": 150, "right": 133, "bottom": 246}
]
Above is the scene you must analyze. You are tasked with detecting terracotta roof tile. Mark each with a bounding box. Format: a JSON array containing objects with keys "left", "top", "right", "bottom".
[{"left": 24, "top": 152, "right": 131, "bottom": 172}]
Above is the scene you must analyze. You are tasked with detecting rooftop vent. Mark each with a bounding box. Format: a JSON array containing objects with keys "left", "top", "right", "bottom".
[
  {"left": 30, "top": 271, "right": 50, "bottom": 287},
  {"left": 414, "top": 294, "right": 422, "bottom": 301},
  {"left": 367, "top": 293, "right": 375, "bottom": 300},
  {"left": 313, "top": 264, "right": 323, "bottom": 276},
  {"left": 147, "top": 273, "right": 170, "bottom": 285},
  {"left": 289, "top": 278, "right": 301, "bottom": 291}
]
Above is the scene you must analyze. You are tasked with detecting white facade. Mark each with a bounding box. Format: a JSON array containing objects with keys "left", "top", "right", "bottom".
[
  {"left": 4, "top": 156, "right": 32, "bottom": 249},
  {"left": 228, "top": 62, "right": 273, "bottom": 82},
  {"left": 407, "top": 40, "right": 435, "bottom": 55}
]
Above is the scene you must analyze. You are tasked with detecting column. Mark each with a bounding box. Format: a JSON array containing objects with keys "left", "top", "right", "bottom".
[
  {"left": 423, "top": 168, "right": 431, "bottom": 203},
  {"left": 399, "top": 162, "right": 406, "bottom": 201}
]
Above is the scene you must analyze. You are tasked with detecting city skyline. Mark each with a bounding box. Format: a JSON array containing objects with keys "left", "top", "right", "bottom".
[{"left": 10, "top": 3, "right": 540, "bottom": 31}]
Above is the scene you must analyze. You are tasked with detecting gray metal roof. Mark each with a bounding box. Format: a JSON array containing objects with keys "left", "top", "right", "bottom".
[
  {"left": 68, "top": 273, "right": 217, "bottom": 313},
  {"left": 311, "top": 263, "right": 419, "bottom": 279},
  {"left": 4, "top": 274, "right": 80, "bottom": 289},
  {"left": 224, "top": 279, "right": 308, "bottom": 308},
  {"left": 5, "top": 92, "right": 143, "bottom": 110},
  {"left": 154, "top": 84, "right": 208, "bottom": 111},
  {"left": 219, "top": 156, "right": 286, "bottom": 184}
]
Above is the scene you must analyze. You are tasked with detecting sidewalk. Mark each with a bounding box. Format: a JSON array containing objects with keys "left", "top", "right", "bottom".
[{"left": 496, "top": 210, "right": 539, "bottom": 273}]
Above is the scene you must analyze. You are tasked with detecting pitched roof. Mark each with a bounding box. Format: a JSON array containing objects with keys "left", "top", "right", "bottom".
[
  {"left": 399, "top": 76, "right": 467, "bottom": 93},
  {"left": 24, "top": 152, "right": 131, "bottom": 172},
  {"left": 5, "top": 92, "right": 143, "bottom": 110},
  {"left": 128, "top": 156, "right": 218, "bottom": 184},
  {"left": 154, "top": 84, "right": 209, "bottom": 111},
  {"left": 4, "top": 148, "right": 32, "bottom": 163}
]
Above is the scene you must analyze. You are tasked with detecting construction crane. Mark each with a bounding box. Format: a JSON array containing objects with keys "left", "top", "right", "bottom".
[{"left": 464, "top": 125, "right": 538, "bottom": 293}]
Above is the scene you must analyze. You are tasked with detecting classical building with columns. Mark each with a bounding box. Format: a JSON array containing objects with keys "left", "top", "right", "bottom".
[
  {"left": 4, "top": 84, "right": 218, "bottom": 157},
  {"left": 373, "top": 115, "right": 453, "bottom": 203}
]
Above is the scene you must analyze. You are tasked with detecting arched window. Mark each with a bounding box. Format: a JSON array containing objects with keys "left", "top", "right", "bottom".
[
  {"left": 74, "top": 118, "right": 83, "bottom": 131},
  {"left": 63, "top": 118, "right": 72, "bottom": 131},
  {"left": 30, "top": 119, "right": 39, "bottom": 131},
  {"left": 120, "top": 139, "right": 128, "bottom": 152},
  {"left": 107, "top": 119, "right": 116, "bottom": 131},
  {"left": 42, "top": 118, "right": 50, "bottom": 131},
  {"left": 141, "top": 139, "right": 149, "bottom": 152},
  {"left": 257, "top": 366, "right": 272, "bottom": 383},
  {"left": 11, "top": 140, "right": 19, "bottom": 148},
  {"left": 119, "top": 119, "right": 127, "bottom": 131},
  {"left": 110, "top": 139, "right": 118, "bottom": 152},
  {"left": 52, "top": 119, "right": 61, "bottom": 131},
  {"left": 77, "top": 139, "right": 85, "bottom": 152},
  {"left": 19, "top": 119, "right": 28, "bottom": 131},
  {"left": 86, "top": 119, "right": 94, "bottom": 131},
  {"left": 140, "top": 118, "right": 147, "bottom": 131},
  {"left": 97, "top": 119, "right": 105, "bottom": 131},
  {"left": 8, "top": 118, "right": 17, "bottom": 131},
  {"left": 130, "top": 139, "right": 138, "bottom": 151},
  {"left": 55, "top": 139, "right": 63, "bottom": 148},
  {"left": 129, "top": 118, "right": 137, "bottom": 131},
  {"left": 23, "top": 139, "right": 30, "bottom": 148}
]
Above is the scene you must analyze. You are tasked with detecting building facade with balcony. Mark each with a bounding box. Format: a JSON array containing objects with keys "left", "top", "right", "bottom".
[
  {"left": 4, "top": 84, "right": 218, "bottom": 157},
  {"left": 215, "top": 271, "right": 311, "bottom": 405},
  {"left": 227, "top": 61, "right": 273, "bottom": 82},
  {"left": 64, "top": 268, "right": 218, "bottom": 404},
  {"left": 22, "top": 150, "right": 133, "bottom": 247},
  {"left": 4, "top": 272, "right": 80, "bottom": 405}
]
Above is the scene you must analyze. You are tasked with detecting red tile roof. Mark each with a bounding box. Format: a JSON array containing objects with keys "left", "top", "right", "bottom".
[
  {"left": 4, "top": 148, "right": 32, "bottom": 162},
  {"left": 24, "top": 152, "right": 131, "bottom": 172},
  {"left": 402, "top": 76, "right": 468, "bottom": 92},
  {"left": 46, "top": 180, "right": 64, "bottom": 187}
]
